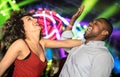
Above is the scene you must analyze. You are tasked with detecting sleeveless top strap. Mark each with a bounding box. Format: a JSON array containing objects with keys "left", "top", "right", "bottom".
[
  {"left": 23, "top": 40, "right": 32, "bottom": 60},
  {"left": 23, "top": 40, "right": 46, "bottom": 61},
  {"left": 23, "top": 40, "right": 32, "bottom": 52}
]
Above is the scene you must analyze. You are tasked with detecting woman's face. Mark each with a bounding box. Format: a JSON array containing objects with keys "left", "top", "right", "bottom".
[{"left": 21, "top": 16, "right": 41, "bottom": 32}]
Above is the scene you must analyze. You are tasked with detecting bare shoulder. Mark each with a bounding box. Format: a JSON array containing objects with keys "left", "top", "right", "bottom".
[
  {"left": 1, "top": 39, "right": 26, "bottom": 60},
  {"left": 12, "top": 39, "right": 25, "bottom": 46},
  {"left": 10, "top": 39, "right": 26, "bottom": 51}
]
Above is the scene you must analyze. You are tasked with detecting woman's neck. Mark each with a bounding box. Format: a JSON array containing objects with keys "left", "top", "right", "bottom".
[{"left": 25, "top": 31, "right": 40, "bottom": 43}]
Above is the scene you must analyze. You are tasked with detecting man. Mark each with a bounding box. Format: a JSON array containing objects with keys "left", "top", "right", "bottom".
[{"left": 59, "top": 5, "right": 114, "bottom": 77}]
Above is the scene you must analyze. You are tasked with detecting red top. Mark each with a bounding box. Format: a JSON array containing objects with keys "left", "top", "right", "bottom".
[{"left": 12, "top": 41, "right": 47, "bottom": 77}]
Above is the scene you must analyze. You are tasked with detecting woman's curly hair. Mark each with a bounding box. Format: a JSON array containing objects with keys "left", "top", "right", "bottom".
[{"left": 1, "top": 9, "right": 32, "bottom": 49}]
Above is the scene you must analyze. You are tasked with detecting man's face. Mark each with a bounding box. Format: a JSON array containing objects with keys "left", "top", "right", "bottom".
[{"left": 84, "top": 19, "right": 105, "bottom": 40}]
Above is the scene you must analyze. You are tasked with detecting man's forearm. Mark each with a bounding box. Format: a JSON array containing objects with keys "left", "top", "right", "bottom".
[{"left": 65, "top": 17, "right": 76, "bottom": 31}]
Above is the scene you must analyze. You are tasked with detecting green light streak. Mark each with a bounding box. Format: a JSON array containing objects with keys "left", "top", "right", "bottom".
[
  {"left": 0, "top": 0, "right": 38, "bottom": 26},
  {"left": 0, "top": 1, "right": 7, "bottom": 9},
  {"left": 3, "top": 0, "right": 38, "bottom": 12},
  {"left": 8, "top": 0, "right": 20, "bottom": 11},
  {"left": 77, "top": 0, "right": 98, "bottom": 22},
  {"left": 18, "top": 0, "right": 37, "bottom": 7},
  {"left": 0, "top": 0, "right": 10, "bottom": 26},
  {"left": 114, "top": 21, "right": 120, "bottom": 27},
  {"left": 97, "top": 4, "right": 119, "bottom": 18}
]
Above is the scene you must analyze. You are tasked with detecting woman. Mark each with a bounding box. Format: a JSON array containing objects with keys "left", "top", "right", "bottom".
[{"left": 0, "top": 5, "right": 84, "bottom": 77}]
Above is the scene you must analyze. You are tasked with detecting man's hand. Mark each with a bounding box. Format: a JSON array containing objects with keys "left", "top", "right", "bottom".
[{"left": 65, "top": 5, "right": 85, "bottom": 31}]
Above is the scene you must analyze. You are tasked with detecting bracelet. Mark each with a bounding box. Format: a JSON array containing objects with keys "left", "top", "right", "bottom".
[{"left": 68, "top": 24, "right": 72, "bottom": 28}]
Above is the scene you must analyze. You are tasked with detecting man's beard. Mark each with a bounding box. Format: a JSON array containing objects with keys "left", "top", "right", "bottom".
[
  {"left": 84, "top": 33, "right": 98, "bottom": 39},
  {"left": 84, "top": 33, "right": 90, "bottom": 39}
]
